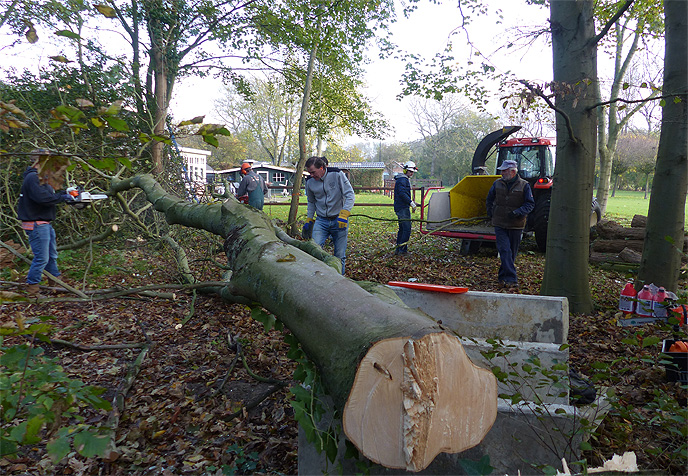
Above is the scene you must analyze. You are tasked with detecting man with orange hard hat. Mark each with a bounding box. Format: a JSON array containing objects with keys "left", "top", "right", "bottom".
[{"left": 236, "top": 162, "right": 268, "bottom": 210}]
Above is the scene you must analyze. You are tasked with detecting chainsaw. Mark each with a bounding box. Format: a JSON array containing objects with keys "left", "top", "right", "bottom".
[{"left": 66, "top": 186, "right": 108, "bottom": 209}]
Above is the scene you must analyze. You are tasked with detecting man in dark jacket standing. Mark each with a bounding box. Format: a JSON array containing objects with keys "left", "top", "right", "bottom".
[
  {"left": 486, "top": 159, "right": 535, "bottom": 289},
  {"left": 16, "top": 149, "right": 76, "bottom": 297},
  {"left": 236, "top": 162, "right": 268, "bottom": 210},
  {"left": 393, "top": 161, "right": 418, "bottom": 255}
]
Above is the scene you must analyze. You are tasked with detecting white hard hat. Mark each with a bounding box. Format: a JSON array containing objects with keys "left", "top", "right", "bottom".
[{"left": 403, "top": 161, "right": 418, "bottom": 172}]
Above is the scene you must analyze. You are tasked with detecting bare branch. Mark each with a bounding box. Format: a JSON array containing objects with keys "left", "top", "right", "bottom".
[
  {"left": 588, "top": 92, "right": 673, "bottom": 110},
  {"left": 519, "top": 80, "right": 577, "bottom": 144}
]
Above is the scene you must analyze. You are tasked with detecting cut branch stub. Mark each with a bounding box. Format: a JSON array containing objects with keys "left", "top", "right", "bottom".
[{"left": 343, "top": 332, "right": 497, "bottom": 472}]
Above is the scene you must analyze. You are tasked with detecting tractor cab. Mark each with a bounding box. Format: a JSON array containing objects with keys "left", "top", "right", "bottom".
[{"left": 496, "top": 137, "right": 555, "bottom": 188}]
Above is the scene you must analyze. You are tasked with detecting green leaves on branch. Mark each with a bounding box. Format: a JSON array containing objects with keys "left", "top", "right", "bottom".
[
  {"left": 250, "top": 306, "right": 282, "bottom": 332},
  {"left": 95, "top": 4, "right": 117, "bottom": 18},
  {"left": 0, "top": 319, "right": 112, "bottom": 462},
  {"left": 197, "top": 124, "right": 232, "bottom": 148},
  {"left": 284, "top": 333, "right": 340, "bottom": 465},
  {"left": 48, "top": 99, "right": 129, "bottom": 138}
]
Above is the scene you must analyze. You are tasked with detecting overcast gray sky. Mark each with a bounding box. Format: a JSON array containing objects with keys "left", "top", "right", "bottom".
[{"left": 171, "top": 0, "right": 553, "bottom": 144}]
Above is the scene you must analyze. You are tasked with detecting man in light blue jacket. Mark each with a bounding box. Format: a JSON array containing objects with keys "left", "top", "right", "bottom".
[{"left": 302, "top": 156, "right": 355, "bottom": 274}]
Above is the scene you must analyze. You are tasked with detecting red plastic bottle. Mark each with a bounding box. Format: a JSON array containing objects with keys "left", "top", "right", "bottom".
[
  {"left": 618, "top": 282, "right": 636, "bottom": 314},
  {"left": 636, "top": 285, "right": 654, "bottom": 317},
  {"left": 653, "top": 287, "right": 668, "bottom": 318}
]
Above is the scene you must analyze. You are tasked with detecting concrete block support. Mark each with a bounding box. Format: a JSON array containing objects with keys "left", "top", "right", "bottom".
[
  {"left": 460, "top": 337, "right": 569, "bottom": 404},
  {"left": 389, "top": 287, "right": 569, "bottom": 344},
  {"left": 298, "top": 399, "right": 606, "bottom": 475}
]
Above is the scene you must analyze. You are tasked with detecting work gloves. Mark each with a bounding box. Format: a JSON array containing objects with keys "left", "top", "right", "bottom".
[
  {"left": 410, "top": 201, "right": 417, "bottom": 212},
  {"left": 302, "top": 217, "right": 315, "bottom": 239},
  {"left": 337, "top": 209, "right": 351, "bottom": 229},
  {"left": 508, "top": 210, "right": 520, "bottom": 220},
  {"left": 64, "top": 187, "right": 81, "bottom": 202}
]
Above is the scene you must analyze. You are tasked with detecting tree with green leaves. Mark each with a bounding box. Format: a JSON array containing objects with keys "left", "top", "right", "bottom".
[
  {"left": 614, "top": 131, "right": 659, "bottom": 197},
  {"left": 245, "top": 0, "right": 395, "bottom": 234},
  {"left": 215, "top": 75, "right": 300, "bottom": 166},
  {"left": 594, "top": 0, "right": 664, "bottom": 214},
  {"left": 540, "top": 0, "right": 636, "bottom": 313},
  {"left": 409, "top": 96, "right": 498, "bottom": 184}
]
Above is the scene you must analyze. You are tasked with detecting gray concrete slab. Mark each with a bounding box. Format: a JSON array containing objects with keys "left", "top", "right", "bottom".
[
  {"left": 460, "top": 337, "right": 569, "bottom": 404},
  {"left": 298, "top": 397, "right": 608, "bottom": 475},
  {"left": 389, "top": 287, "right": 569, "bottom": 344}
]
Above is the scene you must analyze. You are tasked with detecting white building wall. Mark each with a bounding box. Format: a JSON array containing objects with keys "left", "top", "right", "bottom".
[
  {"left": 179, "top": 147, "right": 211, "bottom": 197},
  {"left": 179, "top": 147, "right": 211, "bottom": 186}
]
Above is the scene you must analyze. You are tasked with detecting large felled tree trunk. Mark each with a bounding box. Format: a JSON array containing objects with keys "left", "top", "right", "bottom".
[
  {"left": 541, "top": 0, "right": 599, "bottom": 313},
  {"left": 637, "top": 0, "right": 687, "bottom": 292},
  {"left": 110, "top": 175, "right": 497, "bottom": 471}
]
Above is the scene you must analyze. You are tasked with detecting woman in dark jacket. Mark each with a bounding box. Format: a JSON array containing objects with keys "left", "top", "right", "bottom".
[{"left": 16, "top": 149, "right": 74, "bottom": 296}]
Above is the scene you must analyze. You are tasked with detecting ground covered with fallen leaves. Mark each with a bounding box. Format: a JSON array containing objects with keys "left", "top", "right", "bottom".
[{"left": 1, "top": 220, "right": 686, "bottom": 475}]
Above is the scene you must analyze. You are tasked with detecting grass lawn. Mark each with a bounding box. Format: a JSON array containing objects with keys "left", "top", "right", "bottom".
[{"left": 603, "top": 190, "right": 688, "bottom": 226}]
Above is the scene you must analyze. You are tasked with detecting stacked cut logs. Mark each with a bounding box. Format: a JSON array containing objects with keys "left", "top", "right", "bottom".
[{"left": 590, "top": 215, "right": 688, "bottom": 265}]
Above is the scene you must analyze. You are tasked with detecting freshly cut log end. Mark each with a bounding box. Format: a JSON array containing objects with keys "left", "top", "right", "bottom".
[{"left": 342, "top": 332, "right": 498, "bottom": 472}]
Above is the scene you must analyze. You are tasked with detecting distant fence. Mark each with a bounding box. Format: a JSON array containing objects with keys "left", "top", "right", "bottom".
[
  {"left": 382, "top": 178, "right": 442, "bottom": 198},
  {"left": 264, "top": 185, "right": 429, "bottom": 206}
]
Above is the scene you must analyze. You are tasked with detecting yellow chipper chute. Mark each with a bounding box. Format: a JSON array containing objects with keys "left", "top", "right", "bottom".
[{"left": 449, "top": 175, "right": 500, "bottom": 220}]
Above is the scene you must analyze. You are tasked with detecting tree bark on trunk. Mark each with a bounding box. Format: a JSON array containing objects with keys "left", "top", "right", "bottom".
[
  {"left": 109, "top": 175, "right": 497, "bottom": 471},
  {"left": 638, "top": 0, "right": 688, "bottom": 292},
  {"left": 595, "top": 21, "right": 644, "bottom": 214},
  {"left": 288, "top": 43, "right": 318, "bottom": 236},
  {"left": 542, "top": 0, "right": 598, "bottom": 313},
  {"left": 148, "top": 8, "right": 169, "bottom": 176}
]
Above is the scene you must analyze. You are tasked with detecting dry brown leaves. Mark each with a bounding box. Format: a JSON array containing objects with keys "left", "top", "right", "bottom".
[{"left": 1, "top": 228, "right": 686, "bottom": 474}]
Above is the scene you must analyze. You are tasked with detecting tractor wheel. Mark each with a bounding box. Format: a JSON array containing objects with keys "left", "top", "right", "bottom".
[
  {"left": 532, "top": 197, "right": 551, "bottom": 252},
  {"left": 590, "top": 199, "right": 602, "bottom": 227},
  {"left": 460, "top": 239, "right": 482, "bottom": 255}
]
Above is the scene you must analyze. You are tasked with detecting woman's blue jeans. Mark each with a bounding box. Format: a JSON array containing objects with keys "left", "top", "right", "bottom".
[
  {"left": 26, "top": 223, "right": 60, "bottom": 284},
  {"left": 313, "top": 217, "right": 348, "bottom": 274}
]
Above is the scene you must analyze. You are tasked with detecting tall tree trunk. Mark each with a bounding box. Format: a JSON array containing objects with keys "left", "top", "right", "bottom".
[
  {"left": 541, "top": 0, "right": 598, "bottom": 313},
  {"left": 638, "top": 0, "right": 687, "bottom": 293},
  {"left": 611, "top": 174, "right": 618, "bottom": 197},
  {"left": 595, "top": 21, "right": 642, "bottom": 214},
  {"left": 151, "top": 44, "right": 167, "bottom": 175},
  {"left": 287, "top": 43, "right": 318, "bottom": 236}
]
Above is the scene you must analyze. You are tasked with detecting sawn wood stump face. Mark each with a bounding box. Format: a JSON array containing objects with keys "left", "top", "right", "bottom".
[{"left": 342, "top": 332, "right": 498, "bottom": 472}]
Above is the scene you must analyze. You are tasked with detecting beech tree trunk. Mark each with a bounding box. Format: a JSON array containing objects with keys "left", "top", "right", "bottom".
[
  {"left": 542, "top": 0, "right": 599, "bottom": 313},
  {"left": 595, "top": 21, "right": 647, "bottom": 214},
  {"left": 287, "top": 42, "right": 318, "bottom": 236},
  {"left": 638, "top": 0, "right": 688, "bottom": 292},
  {"left": 110, "top": 175, "right": 497, "bottom": 471}
]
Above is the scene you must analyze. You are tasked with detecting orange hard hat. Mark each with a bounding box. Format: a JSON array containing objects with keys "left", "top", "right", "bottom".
[{"left": 240, "top": 163, "right": 251, "bottom": 175}]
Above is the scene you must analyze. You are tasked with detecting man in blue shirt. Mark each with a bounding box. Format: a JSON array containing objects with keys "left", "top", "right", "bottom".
[{"left": 236, "top": 162, "right": 268, "bottom": 210}]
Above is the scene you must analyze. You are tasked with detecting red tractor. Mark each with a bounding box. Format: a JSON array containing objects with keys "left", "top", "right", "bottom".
[{"left": 421, "top": 126, "right": 602, "bottom": 252}]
